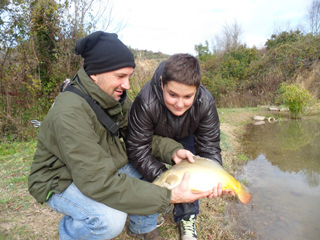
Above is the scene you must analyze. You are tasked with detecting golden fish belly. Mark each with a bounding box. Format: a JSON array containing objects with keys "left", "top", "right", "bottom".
[{"left": 153, "top": 156, "right": 252, "bottom": 205}]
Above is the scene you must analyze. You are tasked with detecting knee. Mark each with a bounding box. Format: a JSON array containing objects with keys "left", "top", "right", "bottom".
[
  {"left": 105, "top": 214, "right": 127, "bottom": 238},
  {"left": 91, "top": 211, "right": 127, "bottom": 239}
]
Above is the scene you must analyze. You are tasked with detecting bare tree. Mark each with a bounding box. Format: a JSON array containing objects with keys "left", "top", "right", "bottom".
[
  {"left": 307, "top": 0, "right": 320, "bottom": 35},
  {"left": 93, "top": 0, "right": 126, "bottom": 32},
  {"left": 71, "top": 0, "right": 124, "bottom": 39},
  {"left": 214, "top": 19, "right": 243, "bottom": 53},
  {"left": 272, "top": 20, "right": 292, "bottom": 35}
]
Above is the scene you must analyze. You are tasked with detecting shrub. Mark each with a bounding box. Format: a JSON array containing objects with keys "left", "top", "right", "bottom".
[
  {"left": 219, "top": 46, "right": 258, "bottom": 81},
  {"left": 265, "top": 30, "right": 303, "bottom": 49},
  {"left": 278, "top": 83, "right": 314, "bottom": 119}
]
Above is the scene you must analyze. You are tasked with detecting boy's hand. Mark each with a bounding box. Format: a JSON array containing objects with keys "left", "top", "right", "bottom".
[
  {"left": 172, "top": 149, "right": 194, "bottom": 164},
  {"left": 206, "top": 183, "right": 236, "bottom": 198}
]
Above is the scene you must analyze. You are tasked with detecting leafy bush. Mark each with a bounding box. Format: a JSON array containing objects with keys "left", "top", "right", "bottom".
[
  {"left": 265, "top": 30, "right": 303, "bottom": 49},
  {"left": 219, "top": 46, "right": 258, "bottom": 81},
  {"left": 278, "top": 83, "right": 314, "bottom": 119},
  {"left": 200, "top": 45, "right": 259, "bottom": 105},
  {"left": 202, "top": 73, "right": 237, "bottom": 103}
]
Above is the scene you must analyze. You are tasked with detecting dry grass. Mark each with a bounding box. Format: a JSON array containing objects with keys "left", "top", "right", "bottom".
[{"left": 0, "top": 141, "right": 61, "bottom": 240}]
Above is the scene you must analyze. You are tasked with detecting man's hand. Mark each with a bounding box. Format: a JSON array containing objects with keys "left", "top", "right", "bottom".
[
  {"left": 206, "top": 183, "right": 236, "bottom": 199},
  {"left": 170, "top": 172, "right": 212, "bottom": 203},
  {"left": 172, "top": 149, "right": 194, "bottom": 164},
  {"left": 170, "top": 174, "right": 236, "bottom": 203}
]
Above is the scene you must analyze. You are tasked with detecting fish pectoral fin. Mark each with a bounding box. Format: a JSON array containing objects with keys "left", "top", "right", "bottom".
[{"left": 165, "top": 174, "right": 179, "bottom": 187}]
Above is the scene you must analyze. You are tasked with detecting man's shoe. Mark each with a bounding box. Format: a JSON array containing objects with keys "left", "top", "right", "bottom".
[
  {"left": 127, "top": 227, "right": 164, "bottom": 240},
  {"left": 157, "top": 214, "right": 165, "bottom": 227},
  {"left": 179, "top": 214, "right": 197, "bottom": 240},
  {"left": 157, "top": 204, "right": 172, "bottom": 227}
]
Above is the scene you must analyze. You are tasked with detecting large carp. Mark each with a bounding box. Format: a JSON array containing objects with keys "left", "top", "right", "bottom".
[{"left": 153, "top": 156, "right": 252, "bottom": 205}]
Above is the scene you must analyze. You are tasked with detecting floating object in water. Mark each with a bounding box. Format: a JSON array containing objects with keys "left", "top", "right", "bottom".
[
  {"left": 279, "top": 107, "right": 289, "bottom": 112},
  {"left": 252, "top": 116, "right": 266, "bottom": 121},
  {"left": 267, "top": 117, "right": 276, "bottom": 123},
  {"left": 153, "top": 156, "right": 252, "bottom": 205},
  {"left": 253, "top": 116, "right": 276, "bottom": 124},
  {"left": 268, "top": 107, "right": 280, "bottom": 111}
]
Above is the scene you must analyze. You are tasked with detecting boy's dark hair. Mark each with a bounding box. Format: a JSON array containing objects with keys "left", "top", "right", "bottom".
[{"left": 162, "top": 54, "right": 201, "bottom": 88}]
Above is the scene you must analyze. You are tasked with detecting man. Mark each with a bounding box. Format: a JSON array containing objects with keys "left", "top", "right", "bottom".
[
  {"left": 28, "top": 32, "right": 217, "bottom": 240},
  {"left": 126, "top": 54, "right": 235, "bottom": 240}
]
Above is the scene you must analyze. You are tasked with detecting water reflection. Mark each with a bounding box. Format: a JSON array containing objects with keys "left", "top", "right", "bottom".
[
  {"left": 242, "top": 118, "right": 320, "bottom": 186},
  {"left": 227, "top": 117, "right": 320, "bottom": 240}
]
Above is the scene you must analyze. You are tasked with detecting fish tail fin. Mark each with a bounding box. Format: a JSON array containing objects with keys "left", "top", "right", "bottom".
[{"left": 237, "top": 184, "right": 252, "bottom": 205}]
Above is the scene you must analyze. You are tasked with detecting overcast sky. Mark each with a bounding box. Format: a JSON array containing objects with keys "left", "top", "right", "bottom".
[{"left": 108, "top": 0, "right": 313, "bottom": 55}]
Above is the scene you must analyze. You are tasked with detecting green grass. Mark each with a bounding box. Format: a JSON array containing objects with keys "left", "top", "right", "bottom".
[
  {"left": 0, "top": 140, "right": 36, "bottom": 156},
  {"left": 0, "top": 141, "right": 36, "bottom": 203},
  {"left": 220, "top": 131, "right": 234, "bottom": 153},
  {"left": 0, "top": 140, "right": 43, "bottom": 239},
  {"left": 241, "top": 179, "right": 248, "bottom": 185},
  {"left": 237, "top": 153, "right": 249, "bottom": 162},
  {"left": 0, "top": 233, "right": 7, "bottom": 240}
]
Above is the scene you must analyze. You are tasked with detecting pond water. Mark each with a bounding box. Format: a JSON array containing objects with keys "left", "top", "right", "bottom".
[{"left": 226, "top": 116, "right": 320, "bottom": 240}]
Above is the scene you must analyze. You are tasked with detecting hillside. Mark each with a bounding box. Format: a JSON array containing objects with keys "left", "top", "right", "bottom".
[
  {"left": 129, "top": 47, "right": 170, "bottom": 60},
  {"left": 1, "top": 31, "right": 320, "bottom": 140}
]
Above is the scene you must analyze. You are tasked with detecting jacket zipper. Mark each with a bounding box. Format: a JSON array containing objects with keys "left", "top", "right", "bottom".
[{"left": 174, "top": 117, "right": 180, "bottom": 138}]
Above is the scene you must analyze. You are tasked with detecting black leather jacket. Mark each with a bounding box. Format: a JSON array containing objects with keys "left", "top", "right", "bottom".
[{"left": 126, "top": 61, "right": 222, "bottom": 182}]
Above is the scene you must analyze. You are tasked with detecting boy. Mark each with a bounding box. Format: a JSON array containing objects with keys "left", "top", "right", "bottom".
[{"left": 127, "top": 54, "right": 233, "bottom": 240}]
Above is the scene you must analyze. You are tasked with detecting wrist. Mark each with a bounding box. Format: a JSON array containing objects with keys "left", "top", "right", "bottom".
[{"left": 170, "top": 189, "right": 177, "bottom": 203}]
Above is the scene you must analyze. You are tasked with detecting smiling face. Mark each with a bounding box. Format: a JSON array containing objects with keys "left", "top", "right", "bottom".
[
  {"left": 90, "top": 67, "right": 134, "bottom": 101},
  {"left": 161, "top": 79, "right": 197, "bottom": 116}
]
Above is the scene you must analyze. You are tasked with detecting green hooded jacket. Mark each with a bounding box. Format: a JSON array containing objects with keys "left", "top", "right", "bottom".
[{"left": 28, "top": 67, "right": 183, "bottom": 215}]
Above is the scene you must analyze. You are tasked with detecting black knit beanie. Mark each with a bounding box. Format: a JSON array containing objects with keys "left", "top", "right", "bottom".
[{"left": 75, "top": 31, "right": 135, "bottom": 75}]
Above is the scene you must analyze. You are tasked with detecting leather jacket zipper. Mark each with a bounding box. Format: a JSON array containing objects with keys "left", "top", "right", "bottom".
[{"left": 175, "top": 117, "right": 180, "bottom": 138}]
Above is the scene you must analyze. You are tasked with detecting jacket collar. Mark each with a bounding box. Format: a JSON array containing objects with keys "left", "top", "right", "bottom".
[{"left": 150, "top": 61, "right": 166, "bottom": 106}]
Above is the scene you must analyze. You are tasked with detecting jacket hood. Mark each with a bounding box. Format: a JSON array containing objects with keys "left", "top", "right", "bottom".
[
  {"left": 75, "top": 67, "right": 128, "bottom": 116},
  {"left": 150, "top": 61, "right": 166, "bottom": 106}
]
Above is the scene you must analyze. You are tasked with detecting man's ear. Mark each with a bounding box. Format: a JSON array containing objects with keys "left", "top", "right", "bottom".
[{"left": 90, "top": 74, "right": 98, "bottom": 83}]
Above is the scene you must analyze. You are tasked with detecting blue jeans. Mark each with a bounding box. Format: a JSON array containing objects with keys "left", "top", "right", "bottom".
[
  {"left": 46, "top": 163, "right": 158, "bottom": 240},
  {"left": 173, "top": 134, "right": 199, "bottom": 222}
]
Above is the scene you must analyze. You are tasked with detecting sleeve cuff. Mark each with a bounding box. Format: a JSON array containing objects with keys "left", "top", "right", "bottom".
[{"left": 158, "top": 189, "right": 172, "bottom": 213}]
